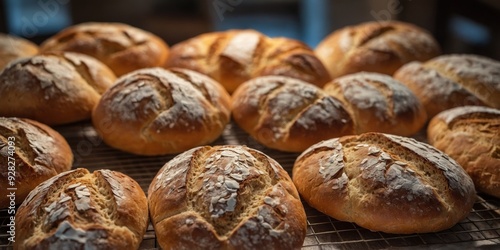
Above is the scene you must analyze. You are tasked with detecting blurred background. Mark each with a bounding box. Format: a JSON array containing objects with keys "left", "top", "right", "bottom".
[{"left": 1, "top": 0, "right": 499, "bottom": 59}]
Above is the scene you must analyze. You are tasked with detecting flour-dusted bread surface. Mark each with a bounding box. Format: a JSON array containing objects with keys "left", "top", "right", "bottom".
[
  {"left": 165, "top": 29, "right": 331, "bottom": 93},
  {"left": 293, "top": 133, "right": 476, "bottom": 234},
  {"left": 428, "top": 106, "right": 500, "bottom": 198},
  {"left": 0, "top": 33, "right": 39, "bottom": 70},
  {"left": 40, "top": 22, "right": 169, "bottom": 76},
  {"left": 324, "top": 72, "right": 427, "bottom": 136},
  {"left": 0, "top": 52, "right": 116, "bottom": 125},
  {"left": 0, "top": 117, "right": 73, "bottom": 208},
  {"left": 14, "top": 168, "right": 148, "bottom": 250},
  {"left": 92, "top": 67, "right": 231, "bottom": 155},
  {"left": 232, "top": 76, "right": 354, "bottom": 152},
  {"left": 315, "top": 21, "right": 440, "bottom": 79},
  {"left": 148, "top": 145, "right": 307, "bottom": 250},
  {"left": 394, "top": 54, "right": 500, "bottom": 118}
]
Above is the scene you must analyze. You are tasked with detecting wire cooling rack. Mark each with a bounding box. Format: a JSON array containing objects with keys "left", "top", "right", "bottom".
[{"left": 1, "top": 121, "right": 499, "bottom": 249}]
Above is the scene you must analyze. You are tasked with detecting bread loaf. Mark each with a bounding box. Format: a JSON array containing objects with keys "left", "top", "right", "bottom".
[
  {"left": 323, "top": 72, "right": 427, "bottom": 136},
  {"left": 40, "top": 22, "right": 169, "bottom": 76},
  {"left": 293, "top": 133, "right": 476, "bottom": 234},
  {"left": 148, "top": 145, "right": 307, "bottom": 250},
  {"left": 0, "top": 117, "right": 73, "bottom": 208},
  {"left": 92, "top": 67, "right": 231, "bottom": 155},
  {"left": 231, "top": 76, "right": 354, "bottom": 152},
  {"left": 0, "top": 52, "right": 116, "bottom": 125},
  {"left": 15, "top": 168, "right": 148, "bottom": 250},
  {"left": 315, "top": 21, "right": 440, "bottom": 79},
  {"left": 394, "top": 54, "right": 500, "bottom": 118},
  {"left": 165, "top": 29, "right": 331, "bottom": 93},
  {"left": 427, "top": 106, "right": 500, "bottom": 198},
  {"left": 0, "top": 33, "right": 38, "bottom": 70}
]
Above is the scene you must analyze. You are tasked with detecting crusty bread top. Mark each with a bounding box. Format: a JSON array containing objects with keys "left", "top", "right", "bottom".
[
  {"left": 0, "top": 33, "right": 39, "bottom": 69},
  {"left": 434, "top": 105, "right": 500, "bottom": 125}
]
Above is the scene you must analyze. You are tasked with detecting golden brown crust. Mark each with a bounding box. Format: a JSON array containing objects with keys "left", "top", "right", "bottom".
[
  {"left": 165, "top": 29, "right": 331, "bottom": 93},
  {"left": 231, "top": 76, "right": 354, "bottom": 152},
  {"left": 92, "top": 67, "right": 231, "bottom": 155},
  {"left": 0, "top": 117, "right": 73, "bottom": 208},
  {"left": 0, "top": 52, "right": 116, "bottom": 125},
  {"left": 148, "top": 145, "right": 307, "bottom": 250},
  {"left": 427, "top": 106, "right": 500, "bottom": 198},
  {"left": 40, "top": 22, "right": 169, "bottom": 76},
  {"left": 293, "top": 133, "right": 476, "bottom": 234},
  {"left": 14, "top": 168, "right": 148, "bottom": 250},
  {"left": 315, "top": 21, "right": 440, "bottom": 79},
  {"left": 324, "top": 72, "right": 427, "bottom": 136},
  {"left": 0, "top": 33, "right": 39, "bottom": 70},
  {"left": 394, "top": 54, "right": 500, "bottom": 118}
]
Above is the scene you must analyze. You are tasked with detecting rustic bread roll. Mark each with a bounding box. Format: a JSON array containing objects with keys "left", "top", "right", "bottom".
[
  {"left": 148, "top": 145, "right": 307, "bottom": 250},
  {"left": 92, "top": 67, "right": 231, "bottom": 155},
  {"left": 0, "top": 117, "right": 73, "bottom": 208},
  {"left": 232, "top": 76, "right": 354, "bottom": 152},
  {"left": 427, "top": 106, "right": 500, "bottom": 198},
  {"left": 15, "top": 168, "right": 148, "bottom": 250},
  {"left": 0, "top": 33, "right": 39, "bottom": 70},
  {"left": 323, "top": 72, "right": 427, "bottom": 136},
  {"left": 165, "top": 29, "right": 331, "bottom": 93},
  {"left": 394, "top": 54, "right": 500, "bottom": 118},
  {"left": 40, "top": 22, "right": 169, "bottom": 76},
  {"left": 315, "top": 21, "right": 440, "bottom": 79},
  {"left": 293, "top": 133, "right": 476, "bottom": 234},
  {"left": 0, "top": 52, "right": 116, "bottom": 125}
]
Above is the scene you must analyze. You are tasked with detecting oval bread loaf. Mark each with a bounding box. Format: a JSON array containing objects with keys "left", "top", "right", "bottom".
[
  {"left": 427, "top": 106, "right": 500, "bottom": 198},
  {"left": 293, "top": 133, "right": 476, "bottom": 234},
  {"left": 0, "top": 117, "right": 73, "bottom": 208},
  {"left": 148, "top": 145, "right": 307, "bottom": 250},
  {"left": 165, "top": 29, "right": 331, "bottom": 93},
  {"left": 40, "top": 22, "right": 169, "bottom": 76},
  {"left": 0, "top": 33, "right": 39, "bottom": 70},
  {"left": 0, "top": 52, "right": 116, "bottom": 125},
  {"left": 394, "top": 54, "right": 500, "bottom": 118},
  {"left": 92, "top": 67, "right": 231, "bottom": 155},
  {"left": 15, "top": 168, "right": 148, "bottom": 250}
]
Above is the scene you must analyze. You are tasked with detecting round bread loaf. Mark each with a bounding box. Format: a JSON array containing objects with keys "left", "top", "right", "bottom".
[
  {"left": 0, "top": 33, "right": 39, "bottom": 70},
  {"left": 0, "top": 117, "right": 73, "bottom": 208},
  {"left": 15, "top": 168, "right": 148, "bottom": 250},
  {"left": 92, "top": 67, "right": 231, "bottom": 155},
  {"left": 165, "top": 29, "right": 331, "bottom": 93},
  {"left": 293, "top": 133, "right": 476, "bottom": 234},
  {"left": 0, "top": 52, "right": 116, "bottom": 125},
  {"left": 148, "top": 145, "right": 307, "bottom": 250},
  {"left": 323, "top": 72, "right": 427, "bottom": 136},
  {"left": 394, "top": 54, "right": 500, "bottom": 118},
  {"left": 40, "top": 22, "right": 169, "bottom": 76},
  {"left": 315, "top": 21, "right": 440, "bottom": 79},
  {"left": 427, "top": 106, "right": 500, "bottom": 198},
  {"left": 231, "top": 76, "right": 354, "bottom": 152}
]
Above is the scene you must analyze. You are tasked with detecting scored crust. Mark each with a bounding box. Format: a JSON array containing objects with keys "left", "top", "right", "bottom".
[
  {"left": 293, "top": 133, "right": 476, "bottom": 234},
  {"left": 148, "top": 145, "right": 307, "bottom": 250},
  {"left": 0, "top": 33, "right": 39, "bottom": 70}
]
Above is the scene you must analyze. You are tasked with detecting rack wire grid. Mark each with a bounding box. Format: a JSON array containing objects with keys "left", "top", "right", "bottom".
[{"left": 1, "top": 121, "right": 499, "bottom": 249}]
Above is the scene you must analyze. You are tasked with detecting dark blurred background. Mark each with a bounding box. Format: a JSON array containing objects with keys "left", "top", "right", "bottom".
[{"left": 1, "top": 0, "right": 499, "bottom": 60}]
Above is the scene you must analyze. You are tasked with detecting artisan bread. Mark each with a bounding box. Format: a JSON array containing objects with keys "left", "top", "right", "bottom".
[
  {"left": 0, "top": 117, "right": 73, "bottom": 208},
  {"left": 165, "top": 29, "right": 331, "bottom": 93},
  {"left": 92, "top": 67, "right": 231, "bottom": 155},
  {"left": 0, "top": 33, "right": 38, "bottom": 70},
  {"left": 148, "top": 145, "right": 307, "bottom": 250},
  {"left": 293, "top": 133, "right": 476, "bottom": 234},
  {"left": 40, "top": 22, "right": 169, "bottom": 76},
  {"left": 315, "top": 21, "right": 440, "bottom": 79},
  {"left": 394, "top": 54, "right": 500, "bottom": 118},
  {"left": 15, "top": 168, "right": 148, "bottom": 250},
  {"left": 323, "top": 72, "right": 427, "bottom": 136},
  {"left": 231, "top": 76, "right": 354, "bottom": 152},
  {"left": 0, "top": 52, "right": 116, "bottom": 125},
  {"left": 427, "top": 106, "right": 500, "bottom": 198}
]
